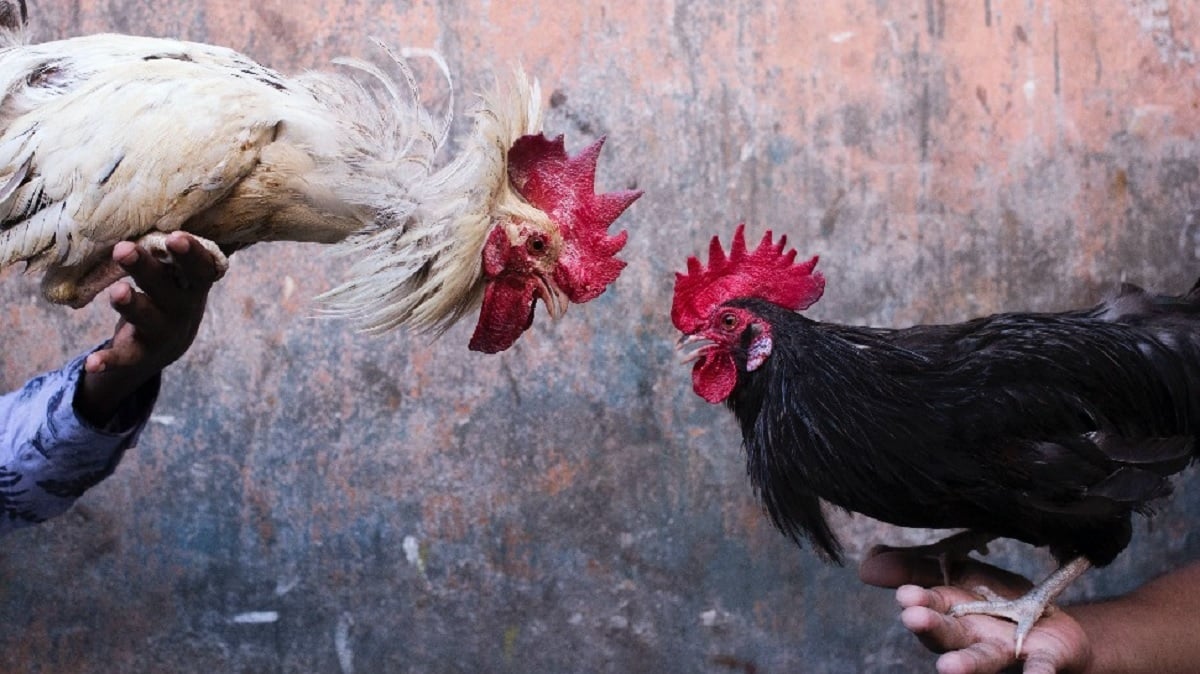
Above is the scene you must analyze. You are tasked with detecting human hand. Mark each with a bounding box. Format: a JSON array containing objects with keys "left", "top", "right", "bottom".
[
  {"left": 76, "top": 232, "right": 220, "bottom": 424},
  {"left": 860, "top": 546, "right": 1092, "bottom": 674}
]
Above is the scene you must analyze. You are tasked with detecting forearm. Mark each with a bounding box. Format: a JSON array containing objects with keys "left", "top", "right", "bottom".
[
  {"left": 0, "top": 347, "right": 158, "bottom": 533},
  {"left": 1074, "top": 562, "right": 1200, "bottom": 674}
]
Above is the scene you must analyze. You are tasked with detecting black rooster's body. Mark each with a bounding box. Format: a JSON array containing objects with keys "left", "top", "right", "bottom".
[
  {"left": 674, "top": 226, "right": 1200, "bottom": 652},
  {"left": 727, "top": 281, "right": 1200, "bottom": 569}
]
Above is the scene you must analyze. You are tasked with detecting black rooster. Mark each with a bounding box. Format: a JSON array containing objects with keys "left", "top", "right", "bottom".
[{"left": 672, "top": 225, "right": 1199, "bottom": 654}]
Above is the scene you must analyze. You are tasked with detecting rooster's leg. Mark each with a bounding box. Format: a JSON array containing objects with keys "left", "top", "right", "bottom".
[
  {"left": 949, "top": 556, "right": 1092, "bottom": 657},
  {"left": 40, "top": 232, "right": 230, "bottom": 308},
  {"left": 41, "top": 256, "right": 128, "bottom": 308},
  {"left": 929, "top": 530, "right": 996, "bottom": 585},
  {"left": 135, "top": 232, "right": 229, "bottom": 286}
]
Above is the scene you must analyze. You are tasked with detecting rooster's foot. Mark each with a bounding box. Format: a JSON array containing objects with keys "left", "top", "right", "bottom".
[
  {"left": 948, "top": 556, "right": 1092, "bottom": 657},
  {"left": 948, "top": 591, "right": 1053, "bottom": 657},
  {"left": 136, "top": 232, "right": 229, "bottom": 287}
]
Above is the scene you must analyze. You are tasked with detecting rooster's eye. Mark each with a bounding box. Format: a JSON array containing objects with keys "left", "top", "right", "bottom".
[
  {"left": 721, "top": 312, "right": 738, "bottom": 329},
  {"left": 527, "top": 237, "right": 546, "bottom": 254}
]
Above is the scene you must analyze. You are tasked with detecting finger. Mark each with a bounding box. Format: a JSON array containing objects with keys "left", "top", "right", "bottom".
[
  {"left": 860, "top": 548, "right": 947, "bottom": 588},
  {"left": 936, "top": 642, "right": 1014, "bottom": 674},
  {"left": 84, "top": 349, "right": 108, "bottom": 374},
  {"left": 107, "top": 278, "right": 135, "bottom": 307},
  {"left": 900, "top": 604, "right": 952, "bottom": 637},
  {"left": 870, "top": 550, "right": 1033, "bottom": 597},
  {"left": 108, "top": 281, "right": 168, "bottom": 341},
  {"left": 900, "top": 605, "right": 980, "bottom": 654},
  {"left": 85, "top": 341, "right": 144, "bottom": 373},
  {"left": 951, "top": 564, "right": 1033, "bottom": 597},
  {"left": 897, "top": 584, "right": 940, "bottom": 610},
  {"left": 85, "top": 325, "right": 148, "bottom": 372},
  {"left": 1020, "top": 653, "right": 1064, "bottom": 674},
  {"left": 112, "top": 240, "right": 139, "bottom": 267},
  {"left": 898, "top": 585, "right": 977, "bottom": 613},
  {"left": 164, "top": 232, "right": 220, "bottom": 288},
  {"left": 118, "top": 243, "right": 192, "bottom": 309},
  {"left": 901, "top": 607, "right": 993, "bottom": 660}
]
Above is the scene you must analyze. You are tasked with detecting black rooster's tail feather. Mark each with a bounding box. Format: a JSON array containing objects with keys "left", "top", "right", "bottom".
[
  {"left": 1089, "top": 433, "right": 1195, "bottom": 472},
  {"left": 1099, "top": 280, "right": 1200, "bottom": 444},
  {"left": 1023, "top": 433, "right": 1193, "bottom": 523},
  {"left": 1101, "top": 277, "right": 1200, "bottom": 319},
  {"left": 1025, "top": 466, "right": 1176, "bottom": 519},
  {"left": 1089, "top": 467, "right": 1175, "bottom": 505}
]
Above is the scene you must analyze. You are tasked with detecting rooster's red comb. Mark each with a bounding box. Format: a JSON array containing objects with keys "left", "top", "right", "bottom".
[
  {"left": 671, "top": 224, "right": 825, "bottom": 333},
  {"left": 509, "top": 134, "right": 641, "bottom": 303}
]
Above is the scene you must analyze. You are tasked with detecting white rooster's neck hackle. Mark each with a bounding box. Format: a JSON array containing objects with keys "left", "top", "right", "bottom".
[{"left": 313, "top": 52, "right": 545, "bottom": 336}]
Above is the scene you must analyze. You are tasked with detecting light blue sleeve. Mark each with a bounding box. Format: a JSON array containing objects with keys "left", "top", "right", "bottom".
[{"left": 0, "top": 345, "right": 160, "bottom": 535}]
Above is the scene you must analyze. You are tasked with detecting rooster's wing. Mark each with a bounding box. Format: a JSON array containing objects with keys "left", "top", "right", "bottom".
[{"left": 0, "top": 35, "right": 290, "bottom": 301}]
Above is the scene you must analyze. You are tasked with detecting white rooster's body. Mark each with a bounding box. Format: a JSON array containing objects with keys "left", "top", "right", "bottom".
[{"left": 0, "top": 4, "right": 638, "bottom": 352}]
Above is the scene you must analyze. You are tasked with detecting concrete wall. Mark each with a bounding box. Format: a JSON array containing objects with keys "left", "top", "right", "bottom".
[{"left": 2, "top": 1, "right": 1199, "bottom": 671}]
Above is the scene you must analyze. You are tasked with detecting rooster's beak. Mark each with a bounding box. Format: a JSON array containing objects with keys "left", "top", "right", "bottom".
[
  {"left": 676, "top": 334, "right": 715, "bottom": 364},
  {"left": 536, "top": 274, "right": 568, "bottom": 320}
]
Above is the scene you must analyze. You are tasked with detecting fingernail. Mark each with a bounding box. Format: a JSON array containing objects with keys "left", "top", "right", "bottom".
[
  {"left": 115, "top": 245, "right": 138, "bottom": 266},
  {"left": 110, "top": 282, "right": 130, "bottom": 304},
  {"left": 168, "top": 233, "right": 190, "bottom": 253}
]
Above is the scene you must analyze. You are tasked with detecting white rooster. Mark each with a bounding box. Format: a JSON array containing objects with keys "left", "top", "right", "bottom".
[{"left": 0, "top": 1, "right": 640, "bottom": 352}]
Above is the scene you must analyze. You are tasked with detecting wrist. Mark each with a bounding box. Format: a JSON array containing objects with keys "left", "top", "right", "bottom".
[{"left": 74, "top": 365, "right": 157, "bottom": 427}]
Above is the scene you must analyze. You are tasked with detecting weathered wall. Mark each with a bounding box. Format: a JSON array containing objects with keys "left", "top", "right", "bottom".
[{"left": 2, "top": 1, "right": 1199, "bottom": 672}]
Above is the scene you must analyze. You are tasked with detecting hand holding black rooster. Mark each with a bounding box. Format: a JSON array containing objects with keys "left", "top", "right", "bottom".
[
  {"left": 861, "top": 546, "right": 1090, "bottom": 674},
  {"left": 861, "top": 546, "right": 1200, "bottom": 674}
]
